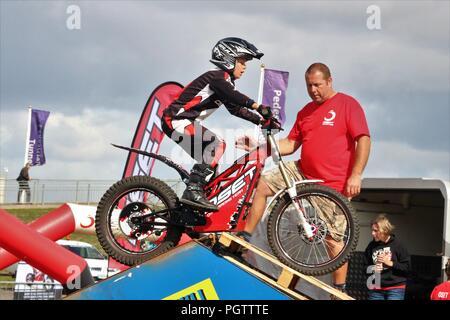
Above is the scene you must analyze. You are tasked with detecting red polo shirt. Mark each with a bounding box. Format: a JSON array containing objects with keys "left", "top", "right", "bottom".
[{"left": 287, "top": 92, "right": 370, "bottom": 194}]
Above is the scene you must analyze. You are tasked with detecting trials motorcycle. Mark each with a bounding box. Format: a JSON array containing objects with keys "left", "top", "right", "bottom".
[{"left": 95, "top": 117, "right": 359, "bottom": 276}]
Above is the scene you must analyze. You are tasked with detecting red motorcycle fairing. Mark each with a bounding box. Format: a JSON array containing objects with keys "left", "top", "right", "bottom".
[{"left": 193, "top": 147, "right": 267, "bottom": 233}]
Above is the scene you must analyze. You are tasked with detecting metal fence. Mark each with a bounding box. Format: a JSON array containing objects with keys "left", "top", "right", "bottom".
[{"left": 0, "top": 178, "right": 185, "bottom": 205}]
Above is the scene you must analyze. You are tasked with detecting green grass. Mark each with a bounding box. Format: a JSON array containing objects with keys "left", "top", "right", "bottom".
[
  {"left": 0, "top": 274, "right": 14, "bottom": 281},
  {"left": 6, "top": 208, "right": 56, "bottom": 224},
  {"left": 2, "top": 207, "right": 106, "bottom": 255}
]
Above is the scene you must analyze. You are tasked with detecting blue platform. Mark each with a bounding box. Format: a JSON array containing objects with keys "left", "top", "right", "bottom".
[{"left": 67, "top": 241, "right": 290, "bottom": 300}]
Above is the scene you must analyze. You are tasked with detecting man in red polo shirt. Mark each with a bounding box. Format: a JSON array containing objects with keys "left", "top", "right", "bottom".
[{"left": 236, "top": 62, "right": 371, "bottom": 295}]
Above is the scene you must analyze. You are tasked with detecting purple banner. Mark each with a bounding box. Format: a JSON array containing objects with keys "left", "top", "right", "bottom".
[
  {"left": 262, "top": 69, "right": 289, "bottom": 126},
  {"left": 28, "top": 109, "right": 50, "bottom": 166}
]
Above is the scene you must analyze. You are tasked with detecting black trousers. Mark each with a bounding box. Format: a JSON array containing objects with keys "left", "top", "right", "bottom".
[{"left": 162, "top": 118, "right": 226, "bottom": 168}]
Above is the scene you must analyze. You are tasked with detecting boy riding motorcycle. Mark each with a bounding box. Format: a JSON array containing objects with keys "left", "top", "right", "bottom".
[{"left": 162, "top": 37, "right": 271, "bottom": 213}]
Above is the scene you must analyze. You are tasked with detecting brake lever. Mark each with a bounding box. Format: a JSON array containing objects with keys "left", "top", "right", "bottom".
[
  {"left": 269, "top": 117, "right": 283, "bottom": 131},
  {"left": 261, "top": 117, "right": 284, "bottom": 131}
]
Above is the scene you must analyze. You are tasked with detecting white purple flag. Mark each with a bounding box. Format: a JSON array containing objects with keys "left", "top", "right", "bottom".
[
  {"left": 28, "top": 109, "right": 50, "bottom": 166},
  {"left": 262, "top": 68, "right": 289, "bottom": 126}
]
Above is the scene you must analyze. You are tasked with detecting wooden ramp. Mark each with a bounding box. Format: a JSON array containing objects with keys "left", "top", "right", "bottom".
[
  {"left": 211, "top": 232, "right": 353, "bottom": 300},
  {"left": 66, "top": 239, "right": 292, "bottom": 300},
  {"left": 67, "top": 233, "right": 353, "bottom": 300}
]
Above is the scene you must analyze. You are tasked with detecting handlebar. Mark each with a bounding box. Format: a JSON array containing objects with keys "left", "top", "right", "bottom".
[{"left": 261, "top": 116, "right": 283, "bottom": 131}]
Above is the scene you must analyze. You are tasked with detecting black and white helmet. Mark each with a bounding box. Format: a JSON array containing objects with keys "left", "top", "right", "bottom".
[{"left": 210, "top": 37, "right": 264, "bottom": 71}]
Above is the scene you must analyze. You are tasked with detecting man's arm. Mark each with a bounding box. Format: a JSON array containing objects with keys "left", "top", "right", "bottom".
[
  {"left": 345, "top": 135, "right": 371, "bottom": 198},
  {"left": 277, "top": 137, "right": 301, "bottom": 156},
  {"left": 235, "top": 136, "right": 301, "bottom": 156}
]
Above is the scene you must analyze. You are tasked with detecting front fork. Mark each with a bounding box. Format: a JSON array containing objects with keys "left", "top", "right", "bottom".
[{"left": 267, "top": 135, "right": 315, "bottom": 239}]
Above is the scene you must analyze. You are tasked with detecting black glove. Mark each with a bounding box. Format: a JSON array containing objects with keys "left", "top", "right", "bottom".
[
  {"left": 257, "top": 105, "right": 272, "bottom": 120},
  {"left": 261, "top": 117, "right": 282, "bottom": 130}
]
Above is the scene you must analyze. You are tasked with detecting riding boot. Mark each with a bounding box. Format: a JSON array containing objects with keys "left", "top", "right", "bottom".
[{"left": 180, "top": 164, "right": 219, "bottom": 212}]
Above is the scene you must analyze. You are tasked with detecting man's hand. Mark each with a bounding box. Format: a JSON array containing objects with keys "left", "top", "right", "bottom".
[
  {"left": 346, "top": 135, "right": 370, "bottom": 199},
  {"left": 345, "top": 173, "right": 362, "bottom": 198},
  {"left": 235, "top": 135, "right": 258, "bottom": 151}
]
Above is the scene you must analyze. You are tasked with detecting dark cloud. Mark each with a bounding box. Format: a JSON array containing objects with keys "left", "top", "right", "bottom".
[
  {"left": 0, "top": 0, "right": 448, "bottom": 181},
  {"left": 362, "top": 93, "right": 450, "bottom": 151}
]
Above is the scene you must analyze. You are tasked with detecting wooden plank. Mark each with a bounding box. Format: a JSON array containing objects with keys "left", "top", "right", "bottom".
[
  {"left": 218, "top": 233, "right": 354, "bottom": 300},
  {"left": 220, "top": 254, "right": 308, "bottom": 300},
  {"left": 277, "top": 269, "right": 298, "bottom": 289},
  {"left": 218, "top": 234, "right": 233, "bottom": 247}
]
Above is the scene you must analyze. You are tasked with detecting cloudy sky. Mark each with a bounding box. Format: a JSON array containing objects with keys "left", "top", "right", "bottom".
[{"left": 0, "top": 0, "right": 449, "bottom": 182}]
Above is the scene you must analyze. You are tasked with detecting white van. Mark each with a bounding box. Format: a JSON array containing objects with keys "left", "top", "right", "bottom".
[{"left": 56, "top": 240, "right": 109, "bottom": 281}]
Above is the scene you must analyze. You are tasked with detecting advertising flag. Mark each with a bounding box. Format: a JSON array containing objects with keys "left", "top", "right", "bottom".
[
  {"left": 261, "top": 68, "right": 289, "bottom": 126},
  {"left": 111, "top": 82, "right": 183, "bottom": 270},
  {"left": 28, "top": 109, "right": 50, "bottom": 166},
  {"left": 122, "top": 81, "right": 183, "bottom": 179}
]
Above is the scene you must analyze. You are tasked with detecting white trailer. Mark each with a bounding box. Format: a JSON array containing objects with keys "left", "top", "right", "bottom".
[
  {"left": 349, "top": 178, "right": 450, "bottom": 299},
  {"left": 248, "top": 177, "right": 450, "bottom": 300}
]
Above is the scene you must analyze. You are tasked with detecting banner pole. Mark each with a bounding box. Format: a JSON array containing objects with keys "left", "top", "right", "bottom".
[
  {"left": 23, "top": 106, "right": 32, "bottom": 166},
  {"left": 254, "top": 64, "right": 265, "bottom": 143},
  {"left": 257, "top": 64, "right": 265, "bottom": 104}
]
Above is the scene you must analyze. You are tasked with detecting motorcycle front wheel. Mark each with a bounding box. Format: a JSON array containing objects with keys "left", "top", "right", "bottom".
[{"left": 267, "top": 184, "right": 359, "bottom": 276}]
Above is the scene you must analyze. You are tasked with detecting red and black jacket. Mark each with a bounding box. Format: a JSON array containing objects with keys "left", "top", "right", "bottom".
[{"left": 163, "top": 69, "right": 261, "bottom": 125}]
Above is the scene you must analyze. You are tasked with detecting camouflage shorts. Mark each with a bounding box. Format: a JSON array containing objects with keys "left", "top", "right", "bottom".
[{"left": 262, "top": 161, "right": 347, "bottom": 242}]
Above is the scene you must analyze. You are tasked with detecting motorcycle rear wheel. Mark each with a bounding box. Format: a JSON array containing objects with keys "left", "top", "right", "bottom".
[{"left": 95, "top": 176, "right": 183, "bottom": 266}]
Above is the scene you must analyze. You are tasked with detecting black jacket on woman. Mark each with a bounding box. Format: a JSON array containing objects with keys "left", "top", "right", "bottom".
[{"left": 364, "top": 234, "right": 410, "bottom": 288}]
